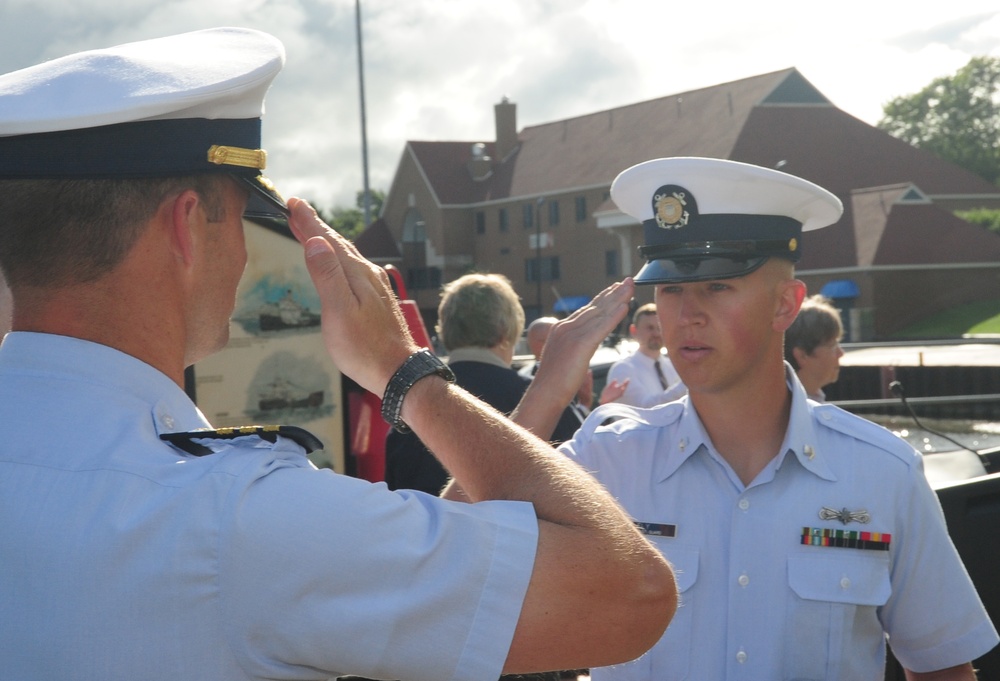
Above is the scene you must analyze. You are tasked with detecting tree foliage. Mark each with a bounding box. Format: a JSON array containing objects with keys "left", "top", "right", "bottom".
[
  {"left": 955, "top": 207, "right": 1000, "bottom": 235},
  {"left": 878, "top": 56, "right": 1000, "bottom": 185},
  {"left": 313, "top": 189, "right": 386, "bottom": 241}
]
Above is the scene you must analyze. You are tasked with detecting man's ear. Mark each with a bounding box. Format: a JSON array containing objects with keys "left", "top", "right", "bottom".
[
  {"left": 774, "top": 278, "right": 806, "bottom": 332},
  {"left": 168, "top": 189, "right": 202, "bottom": 267}
]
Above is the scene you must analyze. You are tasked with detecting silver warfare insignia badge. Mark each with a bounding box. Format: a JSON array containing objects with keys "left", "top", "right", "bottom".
[{"left": 819, "top": 507, "right": 871, "bottom": 525}]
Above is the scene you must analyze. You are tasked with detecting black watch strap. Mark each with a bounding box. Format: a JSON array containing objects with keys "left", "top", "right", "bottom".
[{"left": 381, "top": 349, "right": 456, "bottom": 433}]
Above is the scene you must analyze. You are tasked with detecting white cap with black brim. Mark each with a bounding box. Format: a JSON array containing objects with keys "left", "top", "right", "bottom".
[
  {"left": 610, "top": 157, "right": 844, "bottom": 285},
  {"left": 0, "top": 27, "right": 289, "bottom": 219}
]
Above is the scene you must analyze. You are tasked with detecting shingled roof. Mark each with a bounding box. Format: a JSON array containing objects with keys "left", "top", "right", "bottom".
[{"left": 402, "top": 67, "right": 998, "bottom": 211}]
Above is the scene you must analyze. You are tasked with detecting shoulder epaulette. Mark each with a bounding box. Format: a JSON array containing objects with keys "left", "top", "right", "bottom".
[
  {"left": 160, "top": 425, "right": 324, "bottom": 456},
  {"left": 812, "top": 403, "right": 917, "bottom": 464}
]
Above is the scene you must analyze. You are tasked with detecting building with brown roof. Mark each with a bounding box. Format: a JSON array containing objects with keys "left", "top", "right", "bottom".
[{"left": 376, "top": 68, "right": 1000, "bottom": 339}]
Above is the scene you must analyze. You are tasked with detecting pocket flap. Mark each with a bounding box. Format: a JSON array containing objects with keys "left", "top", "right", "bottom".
[{"left": 788, "top": 552, "right": 890, "bottom": 606}]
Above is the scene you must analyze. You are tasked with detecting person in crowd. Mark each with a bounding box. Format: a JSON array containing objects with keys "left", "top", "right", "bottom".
[
  {"left": 510, "top": 156, "right": 998, "bottom": 680},
  {"left": 520, "top": 316, "right": 593, "bottom": 427},
  {"left": 0, "top": 29, "right": 676, "bottom": 681},
  {"left": 386, "top": 276, "right": 584, "bottom": 495},
  {"left": 784, "top": 293, "right": 845, "bottom": 401},
  {"left": 603, "top": 303, "right": 686, "bottom": 407}
]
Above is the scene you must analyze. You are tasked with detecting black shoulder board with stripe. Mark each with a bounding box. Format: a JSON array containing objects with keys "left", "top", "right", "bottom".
[{"left": 160, "top": 425, "right": 324, "bottom": 456}]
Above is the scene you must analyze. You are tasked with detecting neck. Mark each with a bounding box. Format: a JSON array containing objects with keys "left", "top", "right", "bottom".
[
  {"left": 689, "top": 362, "right": 791, "bottom": 486},
  {"left": 638, "top": 345, "right": 661, "bottom": 360},
  {"left": 11, "top": 240, "right": 190, "bottom": 387}
]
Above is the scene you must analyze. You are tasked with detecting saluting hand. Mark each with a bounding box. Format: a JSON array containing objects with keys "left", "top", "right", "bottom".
[{"left": 287, "top": 197, "right": 418, "bottom": 397}]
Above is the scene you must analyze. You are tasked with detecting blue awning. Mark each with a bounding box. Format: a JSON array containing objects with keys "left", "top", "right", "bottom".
[
  {"left": 553, "top": 295, "right": 591, "bottom": 313},
  {"left": 820, "top": 279, "right": 860, "bottom": 299}
]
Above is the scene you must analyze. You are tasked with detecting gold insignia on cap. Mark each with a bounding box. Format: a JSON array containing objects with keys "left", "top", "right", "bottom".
[
  {"left": 789, "top": 237, "right": 798, "bottom": 252},
  {"left": 256, "top": 175, "right": 285, "bottom": 200},
  {"left": 207, "top": 145, "right": 268, "bottom": 170},
  {"left": 653, "top": 191, "right": 689, "bottom": 229}
]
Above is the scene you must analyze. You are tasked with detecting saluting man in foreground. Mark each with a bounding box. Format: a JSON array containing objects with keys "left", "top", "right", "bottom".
[{"left": 0, "top": 28, "right": 676, "bottom": 681}]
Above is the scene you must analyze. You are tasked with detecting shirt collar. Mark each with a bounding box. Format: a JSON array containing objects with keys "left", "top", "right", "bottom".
[
  {"left": 446, "top": 346, "right": 510, "bottom": 369},
  {"left": 780, "top": 362, "right": 837, "bottom": 481},
  {"left": 0, "top": 331, "right": 210, "bottom": 435},
  {"left": 655, "top": 363, "right": 836, "bottom": 483}
]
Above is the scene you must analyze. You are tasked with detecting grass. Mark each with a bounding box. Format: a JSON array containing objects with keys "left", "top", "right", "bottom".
[{"left": 892, "top": 299, "right": 1000, "bottom": 338}]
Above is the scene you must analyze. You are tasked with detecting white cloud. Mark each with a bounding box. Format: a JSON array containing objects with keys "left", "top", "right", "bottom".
[{"left": 2, "top": 0, "right": 1000, "bottom": 209}]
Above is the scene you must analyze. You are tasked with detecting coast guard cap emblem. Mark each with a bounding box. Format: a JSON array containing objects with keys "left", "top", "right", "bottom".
[{"left": 653, "top": 185, "right": 693, "bottom": 229}]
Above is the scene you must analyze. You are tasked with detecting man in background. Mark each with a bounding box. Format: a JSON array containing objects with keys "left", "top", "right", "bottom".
[
  {"left": 520, "top": 316, "right": 593, "bottom": 436},
  {"left": 604, "top": 303, "right": 686, "bottom": 407}
]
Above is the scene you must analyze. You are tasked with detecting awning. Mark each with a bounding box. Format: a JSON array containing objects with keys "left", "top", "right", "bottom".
[
  {"left": 820, "top": 279, "right": 860, "bottom": 299},
  {"left": 553, "top": 295, "right": 591, "bottom": 313}
]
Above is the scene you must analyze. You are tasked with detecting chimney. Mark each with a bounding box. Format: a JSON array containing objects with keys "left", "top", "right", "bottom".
[{"left": 494, "top": 96, "right": 518, "bottom": 161}]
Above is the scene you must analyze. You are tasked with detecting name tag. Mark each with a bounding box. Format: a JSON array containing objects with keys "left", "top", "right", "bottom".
[{"left": 634, "top": 521, "right": 677, "bottom": 538}]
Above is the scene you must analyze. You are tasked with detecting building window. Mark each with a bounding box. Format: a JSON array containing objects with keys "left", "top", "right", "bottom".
[
  {"left": 499, "top": 207, "right": 509, "bottom": 232},
  {"left": 548, "top": 200, "right": 560, "bottom": 226},
  {"left": 575, "top": 196, "right": 587, "bottom": 223},
  {"left": 402, "top": 209, "right": 426, "bottom": 243},
  {"left": 605, "top": 250, "right": 619, "bottom": 277},
  {"left": 475, "top": 211, "right": 485, "bottom": 234},
  {"left": 526, "top": 256, "right": 561, "bottom": 283},
  {"left": 523, "top": 203, "right": 534, "bottom": 229},
  {"left": 407, "top": 267, "right": 442, "bottom": 291}
]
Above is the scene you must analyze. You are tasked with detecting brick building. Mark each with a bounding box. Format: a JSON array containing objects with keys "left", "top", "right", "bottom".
[{"left": 369, "top": 68, "right": 1000, "bottom": 339}]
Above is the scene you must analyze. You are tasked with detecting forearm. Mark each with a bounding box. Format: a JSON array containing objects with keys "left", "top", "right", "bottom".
[
  {"left": 403, "top": 374, "right": 677, "bottom": 670},
  {"left": 905, "top": 662, "right": 977, "bottom": 680},
  {"left": 403, "top": 376, "right": 612, "bottom": 522}
]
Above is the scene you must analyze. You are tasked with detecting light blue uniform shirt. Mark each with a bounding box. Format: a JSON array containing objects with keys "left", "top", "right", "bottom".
[
  {"left": 0, "top": 333, "right": 538, "bottom": 681},
  {"left": 561, "top": 366, "right": 997, "bottom": 680}
]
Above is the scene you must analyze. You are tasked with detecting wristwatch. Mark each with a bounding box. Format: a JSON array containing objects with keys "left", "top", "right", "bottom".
[{"left": 381, "top": 349, "right": 456, "bottom": 433}]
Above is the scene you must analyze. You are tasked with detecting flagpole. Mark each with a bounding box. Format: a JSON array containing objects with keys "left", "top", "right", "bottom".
[{"left": 355, "top": 0, "right": 372, "bottom": 227}]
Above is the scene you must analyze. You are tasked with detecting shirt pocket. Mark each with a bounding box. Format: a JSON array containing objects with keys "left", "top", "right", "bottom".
[{"left": 784, "top": 551, "right": 891, "bottom": 680}]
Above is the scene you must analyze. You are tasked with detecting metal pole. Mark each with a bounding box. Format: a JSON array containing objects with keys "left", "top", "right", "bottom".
[
  {"left": 355, "top": 0, "right": 372, "bottom": 227},
  {"left": 535, "top": 197, "right": 544, "bottom": 317}
]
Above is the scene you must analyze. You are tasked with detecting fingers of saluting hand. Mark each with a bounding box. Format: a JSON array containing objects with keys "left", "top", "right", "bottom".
[
  {"left": 548, "top": 278, "right": 634, "bottom": 351},
  {"left": 535, "top": 279, "right": 634, "bottom": 396}
]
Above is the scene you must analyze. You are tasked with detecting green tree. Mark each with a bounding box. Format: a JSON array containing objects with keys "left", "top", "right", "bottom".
[
  {"left": 878, "top": 56, "right": 1000, "bottom": 185},
  {"left": 313, "top": 189, "right": 386, "bottom": 241},
  {"left": 955, "top": 207, "right": 1000, "bottom": 235}
]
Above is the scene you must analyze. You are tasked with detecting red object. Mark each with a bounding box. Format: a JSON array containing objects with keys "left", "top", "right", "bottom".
[{"left": 347, "top": 264, "right": 434, "bottom": 482}]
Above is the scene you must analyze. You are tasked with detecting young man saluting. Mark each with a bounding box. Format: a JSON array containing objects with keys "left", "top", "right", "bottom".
[{"left": 517, "top": 157, "right": 997, "bottom": 680}]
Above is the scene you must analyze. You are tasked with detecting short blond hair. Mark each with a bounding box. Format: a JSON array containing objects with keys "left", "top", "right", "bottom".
[{"left": 436, "top": 273, "right": 525, "bottom": 352}]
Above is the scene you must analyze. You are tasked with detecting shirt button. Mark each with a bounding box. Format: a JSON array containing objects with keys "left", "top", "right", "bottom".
[
  {"left": 736, "top": 649, "right": 748, "bottom": 664},
  {"left": 840, "top": 577, "right": 851, "bottom": 589},
  {"left": 738, "top": 573, "right": 750, "bottom": 587},
  {"left": 161, "top": 414, "right": 176, "bottom": 430},
  {"left": 738, "top": 498, "right": 750, "bottom": 511}
]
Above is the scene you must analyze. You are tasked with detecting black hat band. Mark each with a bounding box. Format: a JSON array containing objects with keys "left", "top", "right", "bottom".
[
  {"left": 640, "top": 237, "right": 802, "bottom": 263},
  {"left": 0, "top": 118, "right": 263, "bottom": 179}
]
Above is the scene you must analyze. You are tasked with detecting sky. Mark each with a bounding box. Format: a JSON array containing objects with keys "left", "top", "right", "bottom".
[{"left": 2, "top": 0, "right": 1000, "bottom": 211}]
